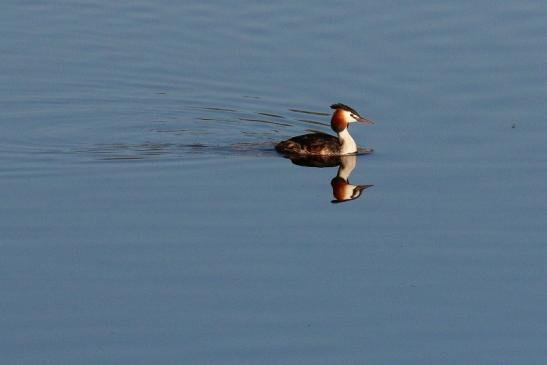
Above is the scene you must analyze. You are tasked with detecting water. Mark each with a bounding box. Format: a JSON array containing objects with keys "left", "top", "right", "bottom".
[{"left": 1, "top": 1, "right": 546, "bottom": 364}]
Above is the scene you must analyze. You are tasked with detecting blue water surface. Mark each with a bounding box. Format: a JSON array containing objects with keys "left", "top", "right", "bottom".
[{"left": 1, "top": 1, "right": 546, "bottom": 364}]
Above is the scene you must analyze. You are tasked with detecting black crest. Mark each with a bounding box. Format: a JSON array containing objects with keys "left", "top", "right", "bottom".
[{"left": 330, "top": 103, "right": 360, "bottom": 116}]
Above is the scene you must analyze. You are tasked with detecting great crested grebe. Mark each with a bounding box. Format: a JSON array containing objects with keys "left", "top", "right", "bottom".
[{"left": 275, "top": 103, "right": 374, "bottom": 156}]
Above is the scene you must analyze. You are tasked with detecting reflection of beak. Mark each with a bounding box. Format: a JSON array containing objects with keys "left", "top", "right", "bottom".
[
  {"left": 355, "top": 184, "right": 374, "bottom": 193},
  {"left": 356, "top": 115, "right": 375, "bottom": 125},
  {"left": 352, "top": 184, "right": 373, "bottom": 199}
]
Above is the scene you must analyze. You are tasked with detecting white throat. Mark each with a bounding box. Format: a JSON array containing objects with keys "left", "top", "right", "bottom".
[{"left": 337, "top": 128, "right": 357, "bottom": 155}]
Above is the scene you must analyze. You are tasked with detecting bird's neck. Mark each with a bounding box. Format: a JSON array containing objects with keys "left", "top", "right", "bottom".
[{"left": 337, "top": 128, "right": 357, "bottom": 155}]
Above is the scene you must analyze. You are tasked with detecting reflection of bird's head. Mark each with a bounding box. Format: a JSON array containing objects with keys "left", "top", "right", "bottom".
[{"left": 331, "top": 176, "right": 373, "bottom": 204}]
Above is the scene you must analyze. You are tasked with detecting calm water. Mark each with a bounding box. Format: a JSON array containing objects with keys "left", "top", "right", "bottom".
[{"left": 1, "top": 1, "right": 546, "bottom": 364}]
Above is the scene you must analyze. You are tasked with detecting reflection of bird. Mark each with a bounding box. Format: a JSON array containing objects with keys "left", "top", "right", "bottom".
[
  {"left": 276, "top": 103, "right": 374, "bottom": 156},
  {"left": 331, "top": 155, "right": 373, "bottom": 204}
]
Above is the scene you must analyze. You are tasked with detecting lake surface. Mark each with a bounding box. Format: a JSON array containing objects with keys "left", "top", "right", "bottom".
[{"left": 1, "top": 1, "right": 546, "bottom": 364}]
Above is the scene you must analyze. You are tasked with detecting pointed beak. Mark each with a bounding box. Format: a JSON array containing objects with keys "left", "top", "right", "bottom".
[
  {"left": 356, "top": 115, "right": 375, "bottom": 125},
  {"left": 356, "top": 184, "right": 374, "bottom": 191}
]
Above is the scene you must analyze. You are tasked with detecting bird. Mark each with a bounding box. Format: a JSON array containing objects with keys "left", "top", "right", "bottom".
[{"left": 275, "top": 103, "right": 374, "bottom": 156}]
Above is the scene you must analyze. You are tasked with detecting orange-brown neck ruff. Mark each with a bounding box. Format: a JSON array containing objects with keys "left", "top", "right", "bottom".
[{"left": 331, "top": 110, "right": 348, "bottom": 133}]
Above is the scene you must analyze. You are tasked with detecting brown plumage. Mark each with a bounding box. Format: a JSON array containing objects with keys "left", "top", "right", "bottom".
[{"left": 275, "top": 132, "right": 341, "bottom": 156}]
